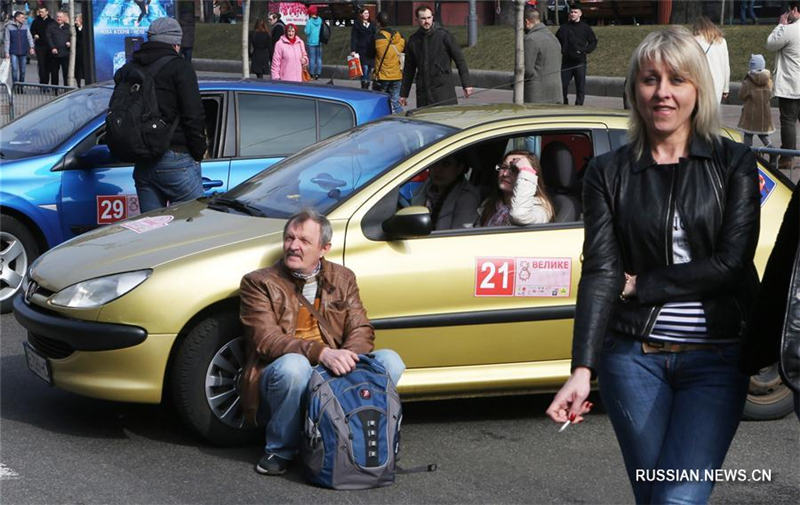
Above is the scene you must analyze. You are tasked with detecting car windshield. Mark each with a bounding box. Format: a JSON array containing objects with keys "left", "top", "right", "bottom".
[
  {"left": 0, "top": 86, "right": 112, "bottom": 159},
  {"left": 223, "top": 118, "right": 456, "bottom": 217}
]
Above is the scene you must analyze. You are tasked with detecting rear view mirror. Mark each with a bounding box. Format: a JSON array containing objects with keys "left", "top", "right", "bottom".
[{"left": 382, "top": 206, "right": 432, "bottom": 239}]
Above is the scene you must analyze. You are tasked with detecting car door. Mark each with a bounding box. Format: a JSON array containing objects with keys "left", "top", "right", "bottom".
[
  {"left": 343, "top": 122, "right": 610, "bottom": 374},
  {"left": 227, "top": 92, "right": 355, "bottom": 189},
  {"left": 57, "top": 92, "right": 230, "bottom": 238}
]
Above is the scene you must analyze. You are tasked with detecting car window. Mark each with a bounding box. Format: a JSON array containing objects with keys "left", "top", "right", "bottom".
[
  {"left": 224, "top": 118, "right": 456, "bottom": 218},
  {"left": 237, "top": 93, "right": 316, "bottom": 157},
  {"left": 203, "top": 94, "right": 224, "bottom": 158},
  {"left": 0, "top": 86, "right": 113, "bottom": 159},
  {"left": 318, "top": 101, "right": 354, "bottom": 141}
]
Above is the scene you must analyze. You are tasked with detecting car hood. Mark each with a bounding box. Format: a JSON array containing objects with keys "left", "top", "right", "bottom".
[{"left": 31, "top": 200, "right": 285, "bottom": 291}]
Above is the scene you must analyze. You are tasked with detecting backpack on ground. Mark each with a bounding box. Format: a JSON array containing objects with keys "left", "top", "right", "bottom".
[
  {"left": 105, "top": 55, "right": 179, "bottom": 163},
  {"left": 320, "top": 21, "right": 331, "bottom": 44},
  {"left": 301, "top": 354, "right": 401, "bottom": 489}
]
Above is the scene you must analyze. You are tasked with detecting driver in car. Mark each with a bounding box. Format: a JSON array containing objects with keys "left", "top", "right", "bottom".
[
  {"left": 239, "top": 209, "right": 405, "bottom": 477},
  {"left": 408, "top": 153, "right": 480, "bottom": 229}
]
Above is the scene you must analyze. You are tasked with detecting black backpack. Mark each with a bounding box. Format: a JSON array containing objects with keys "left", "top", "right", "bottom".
[
  {"left": 105, "top": 55, "right": 180, "bottom": 163},
  {"left": 320, "top": 21, "right": 331, "bottom": 44}
]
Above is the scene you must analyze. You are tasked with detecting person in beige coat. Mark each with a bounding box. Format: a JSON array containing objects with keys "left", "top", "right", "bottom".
[{"left": 738, "top": 54, "right": 775, "bottom": 147}]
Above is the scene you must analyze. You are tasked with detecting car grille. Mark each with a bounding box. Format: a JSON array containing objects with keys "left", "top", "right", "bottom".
[{"left": 28, "top": 333, "right": 74, "bottom": 359}]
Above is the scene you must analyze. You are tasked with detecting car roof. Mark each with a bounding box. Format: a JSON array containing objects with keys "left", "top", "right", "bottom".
[{"left": 404, "top": 103, "right": 630, "bottom": 130}]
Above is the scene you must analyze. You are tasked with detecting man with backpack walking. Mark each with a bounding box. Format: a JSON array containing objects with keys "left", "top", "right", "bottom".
[
  {"left": 239, "top": 209, "right": 405, "bottom": 477},
  {"left": 373, "top": 11, "right": 405, "bottom": 113},
  {"left": 109, "top": 17, "right": 206, "bottom": 213}
]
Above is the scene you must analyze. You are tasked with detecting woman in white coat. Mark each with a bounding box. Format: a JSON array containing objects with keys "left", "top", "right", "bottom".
[{"left": 693, "top": 16, "right": 730, "bottom": 103}]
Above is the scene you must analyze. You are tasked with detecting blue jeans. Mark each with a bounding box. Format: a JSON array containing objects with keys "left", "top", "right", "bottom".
[
  {"left": 10, "top": 54, "right": 26, "bottom": 83},
  {"left": 360, "top": 63, "right": 372, "bottom": 87},
  {"left": 373, "top": 79, "right": 402, "bottom": 114},
  {"left": 598, "top": 337, "right": 749, "bottom": 505},
  {"left": 133, "top": 150, "right": 203, "bottom": 212},
  {"left": 308, "top": 45, "right": 322, "bottom": 76},
  {"left": 258, "top": 349, "right": 405, "bottom": 460}
]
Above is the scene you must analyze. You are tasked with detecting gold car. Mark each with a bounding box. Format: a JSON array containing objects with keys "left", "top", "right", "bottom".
[{"left": 14, "top": 105, "right": 794, "bottom": 445}]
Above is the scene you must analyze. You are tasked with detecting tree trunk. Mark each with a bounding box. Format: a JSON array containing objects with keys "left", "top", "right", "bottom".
[
  {"left": 242, "top": 0, "right": 250, "bottom": 78},
  {"left": 513, "top": 0, "right": 524, "bottom": 104},
  {"left": 68, "top": 0, "right": 76, "bottom": 87}
]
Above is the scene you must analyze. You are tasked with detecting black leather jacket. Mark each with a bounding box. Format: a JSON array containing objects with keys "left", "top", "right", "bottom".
[
  {"left": 744, "top": 183, "right": 800, "bottom": 391},
  {"left": 572, "top": 135, "right": 761, "bottom": 372}
]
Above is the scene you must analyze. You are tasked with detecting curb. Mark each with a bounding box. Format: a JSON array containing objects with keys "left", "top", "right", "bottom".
[{"left": 192, "top": 58, "right": 756, "bottom": 106}]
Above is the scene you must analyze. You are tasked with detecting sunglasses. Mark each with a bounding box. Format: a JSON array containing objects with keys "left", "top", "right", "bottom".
[{"left": 495, "top": 162, "right": 519, "bottom": 174}]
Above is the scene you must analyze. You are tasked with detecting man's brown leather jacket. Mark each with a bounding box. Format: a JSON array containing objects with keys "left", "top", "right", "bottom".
[{"left": 239, "top": 258, "right": 374, "bottom": 424}]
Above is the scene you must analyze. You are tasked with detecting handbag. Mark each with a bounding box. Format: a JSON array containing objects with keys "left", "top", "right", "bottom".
[
  {"left": 302, "top": 67, "right": 312, "bottom": 82},
  {"left": 0, "top": 59, "right": 11, "bottom": 94}
]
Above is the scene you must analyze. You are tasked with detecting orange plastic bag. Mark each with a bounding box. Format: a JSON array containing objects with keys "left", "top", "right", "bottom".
[{"left": 347, "top": 54, "right": 363, "bottom": 79}]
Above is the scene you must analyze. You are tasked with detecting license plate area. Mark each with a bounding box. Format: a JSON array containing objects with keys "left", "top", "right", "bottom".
[{"left": 23, "top": 342, "right": 53, "bottom": 385}]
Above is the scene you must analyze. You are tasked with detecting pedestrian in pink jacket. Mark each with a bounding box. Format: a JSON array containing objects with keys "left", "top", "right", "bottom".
[{"left": 271, "top": 23, "right": 308, "bottom": 81}]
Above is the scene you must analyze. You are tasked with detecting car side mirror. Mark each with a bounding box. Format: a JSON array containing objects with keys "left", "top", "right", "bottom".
[
  {"left": 75, "top": 144, "right": 115, "bottom": 169},
  {"left": 382, "top": 206, "right": 433, "bottom": 239}
]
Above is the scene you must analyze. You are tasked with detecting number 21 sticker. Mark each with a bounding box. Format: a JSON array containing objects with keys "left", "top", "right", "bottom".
[{"left": 475, "top": 257, "right": 515, "bottom": 296}]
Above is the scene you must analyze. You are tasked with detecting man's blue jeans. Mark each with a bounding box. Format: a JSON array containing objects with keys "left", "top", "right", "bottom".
[
  {"left": 10, "top": 54, "right": 26, "bottom": 83},
  {"left": 133, "top": 150, "right": 203, "bottom": 212},
  {"left": 308, "top": 45, "right": 322, "bottom": 76},
  {"left": 258, "top": 349, "right": 405, "bottom": 460},
  {"left": 598, "top": 337, "right": 748, "bottom": 505},
  {"left": 373, "top": 79, "right": 402, "bottom": 114}
]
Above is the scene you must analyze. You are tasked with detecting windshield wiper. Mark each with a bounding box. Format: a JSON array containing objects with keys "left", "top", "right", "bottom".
[{"left": 206, "top": 196, "right": 266, "bottom": 217}]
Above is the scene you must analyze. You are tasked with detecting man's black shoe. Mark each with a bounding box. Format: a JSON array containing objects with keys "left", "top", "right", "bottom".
[{"left": 255, "top": 453, "right": 290, "bottom": 475}]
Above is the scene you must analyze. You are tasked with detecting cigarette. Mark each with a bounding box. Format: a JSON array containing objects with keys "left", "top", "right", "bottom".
[{"left": 558, "top": 420, "right": 571, "bottom": 432}]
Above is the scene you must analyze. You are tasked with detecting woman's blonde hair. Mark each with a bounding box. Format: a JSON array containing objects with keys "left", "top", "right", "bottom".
[
  {"left": 692, "top": 16, "right": 724, "bottom": 44},
  {"left": 624, "top": 26, "right": 720, "bottom": 160}
]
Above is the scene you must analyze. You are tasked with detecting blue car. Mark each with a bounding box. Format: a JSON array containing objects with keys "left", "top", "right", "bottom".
[{"left": 0, "top": 79, "right": 391, "bottom": 311}]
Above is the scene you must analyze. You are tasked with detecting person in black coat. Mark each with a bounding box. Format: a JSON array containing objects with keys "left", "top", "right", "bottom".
[
  {"left": 178, "top": 1, "right": 195, "bottom": 62},
  {"left": 349, "top": 6, "right": 376, "bottom": 89},
  {"left": 268, "top": 11, "right": 284, "bottom": 63},
  {"left": 45, "top": 10, "right": 70, "bottom": 86},
  {"left": 399, "top": 5, "right": 472, "bottom": 108},
  {"left": 250, "top": 17, "right": 272, "bottom": 79},
  {"left": 555, "top": 5, "right": 597, "bottom": 105},
  {"left": 744, "top": 182, "right": 800, "bottom": 420},
  {"left": 29, "top": 5, "right": 55, "bottom": 84}
]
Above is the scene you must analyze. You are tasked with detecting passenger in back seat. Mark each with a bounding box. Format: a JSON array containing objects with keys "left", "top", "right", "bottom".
[{"left": 476, "top": 150, "right": 554, "bottom": 227}]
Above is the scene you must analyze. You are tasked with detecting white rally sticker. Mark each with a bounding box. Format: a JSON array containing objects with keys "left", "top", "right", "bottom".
[
  {"left": 120, "top": 215, "right": 174, "bottom": 234},
  {"left": 475, "top": 257, "right": 572, "bottom": 297}
]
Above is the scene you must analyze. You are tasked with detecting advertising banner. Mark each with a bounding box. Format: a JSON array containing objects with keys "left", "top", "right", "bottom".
[
  {"left": 268, "top": 2, "right": 309, "bottom": 25},
  {"left": 92, "top": 0, "right": 176, "bottom": 82}
]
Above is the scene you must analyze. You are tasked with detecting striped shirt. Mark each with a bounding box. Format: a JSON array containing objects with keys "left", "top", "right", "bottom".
[{"left": 649, "top": 210, "right": 721, "bottom": 343}]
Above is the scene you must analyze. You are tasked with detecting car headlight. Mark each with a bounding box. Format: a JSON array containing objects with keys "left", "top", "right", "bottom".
[{"left": 49, "top": 270, "right": 152, "bottom": 309}]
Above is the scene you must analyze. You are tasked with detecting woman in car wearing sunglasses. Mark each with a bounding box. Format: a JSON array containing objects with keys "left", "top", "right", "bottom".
[
  {"left": 546, "top": 27, "right": 760, "bottom": 504},
  {"left": 476, "top": 150, "right": 553, "bottom": 227}
]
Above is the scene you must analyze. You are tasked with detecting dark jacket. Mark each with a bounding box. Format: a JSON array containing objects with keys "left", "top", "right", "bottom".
[
  {"left": 524, "top": 23, "right": 562, "bottom": 104},
  {"left": 269, "top": 20, "right": 284, "bottom": 61},
  {"left": 401, "top": 24, "right": 471, "bottom": 107},
  {"left": 5, "top": 20, "right": 33, "bottom": 56},
  {"left": 239, "top": 258, "right": 375, "bottom": 424},
  {"left": 45, "top": 21, "right": 69, "bottom": 57},
  {"left": 555, "top": 20, "right": 597, "bottom": 65},
  {"left": 249, "top": 30, "right": 272, "bottom": 75},
  {"left": 29, "top": 15, "right": 54, "bottom": 49},
  {"left": 572, "top": 135, "right": 761, "bottom": 372},
  {"left": 350, "top": 20, "right": 376, "bottom": 65},
  {"left": 744, "top": 183, "right": 800, "bottom": 392},
  {"left": 129, "top": 41, "right": 206, "bottom": 160},
  {"left": 178, "top": 4, "right": 196, "bottom": 49}
]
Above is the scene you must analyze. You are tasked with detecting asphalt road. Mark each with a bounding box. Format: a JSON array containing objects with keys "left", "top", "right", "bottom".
[{"left": 1, "top": 312, "right": 798, "bottom": 504}]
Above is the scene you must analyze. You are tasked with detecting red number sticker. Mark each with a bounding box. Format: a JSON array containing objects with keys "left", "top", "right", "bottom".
[
  {"left": 97, "top": 195, "right": 127, "bottom": 224},
  {"left": 475, "top": 257, "right": 515, "bottom": 296}
]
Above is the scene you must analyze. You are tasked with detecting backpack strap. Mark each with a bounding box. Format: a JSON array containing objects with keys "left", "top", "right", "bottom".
[
  {"left": 374, "top": 29, "right": 396, "bottom": 78},
  {"left": 143, "top": 54, "right": 180, "bottom": 77}
]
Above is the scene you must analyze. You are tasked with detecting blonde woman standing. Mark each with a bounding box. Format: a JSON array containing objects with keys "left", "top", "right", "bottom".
[{"left": 693, "top": 16, "right": 730, "bottom": 103}]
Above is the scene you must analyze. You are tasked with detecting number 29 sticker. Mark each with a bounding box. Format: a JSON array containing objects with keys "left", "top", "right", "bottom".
[
  {"left": 475, "top": 257, "right": 572, "bottom": 297},
  {"left": 97, "top": 195, "right": 141, "bottom": 224}
]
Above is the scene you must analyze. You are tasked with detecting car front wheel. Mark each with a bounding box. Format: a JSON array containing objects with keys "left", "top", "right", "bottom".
[
  {"left": 1, "top": 215, "right": 40, "bottom": 314},
  {"left": 743, "top": 364, "right": 794, "bottom": 420},
  {"left": 170, "top": 312, "right": 259, "bottom": 446}
]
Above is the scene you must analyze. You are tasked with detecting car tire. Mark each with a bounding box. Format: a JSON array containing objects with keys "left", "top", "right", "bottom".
[
  {"left": 1, "top": 215, "right": 40, "bottom": 314},
  {"left": 170, "top": 312, "right": 259, "bottom": 446},
  {"left": 743, "top": 363, "right": 794, "bottom": 420}
]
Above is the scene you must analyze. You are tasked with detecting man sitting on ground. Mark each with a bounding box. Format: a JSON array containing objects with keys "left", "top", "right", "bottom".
[{"left": 239, "top": 209, "right": 405, "bottom": 476}]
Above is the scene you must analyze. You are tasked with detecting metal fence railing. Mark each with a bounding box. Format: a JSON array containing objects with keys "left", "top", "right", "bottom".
[
  {"left": 751, "top": 146, "right": 800, "bottom": 184},
  {"left": 0, "top": 82, "right": 76, "bottom": 126}
]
